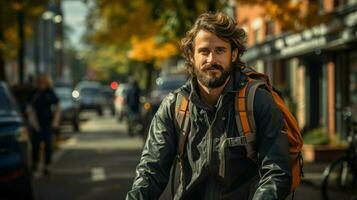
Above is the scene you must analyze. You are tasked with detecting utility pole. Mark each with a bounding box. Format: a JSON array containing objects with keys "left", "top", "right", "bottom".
[
  {"left": 18, "top": 4, "right": 25, "bottom": 84},
  {"left": 0, "top": 1, "right": 5, "bottom": 82},
  {"left": 54, "top": 0, "right": 63, "bottom": 81}
]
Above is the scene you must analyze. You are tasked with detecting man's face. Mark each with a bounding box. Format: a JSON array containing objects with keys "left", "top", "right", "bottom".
[{"left": 192, "top": 30, "right": 237, "bottom": 88}]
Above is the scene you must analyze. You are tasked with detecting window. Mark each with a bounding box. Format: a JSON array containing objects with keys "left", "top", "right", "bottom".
[
  {"left": 252, "top": 18, "right": 262, "bottom": 44},
  {"left": 350, "top": 51, "right": 357, "bottom": 106},
  {"left": 253, "top": 29, "right": 260, "bottom": 44},
  {"left": 333, "top": 0, "right": 347, "bottom": 7},
  {"left": 265, "top": 20, "right": 275, "bottom": 38}
]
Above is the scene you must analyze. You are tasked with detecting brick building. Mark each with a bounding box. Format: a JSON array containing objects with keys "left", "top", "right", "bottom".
[{"left": 235, "top": 0, "right": 357, "bottom": 141}]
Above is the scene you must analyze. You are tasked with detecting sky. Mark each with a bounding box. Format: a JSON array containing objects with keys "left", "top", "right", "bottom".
[{"left": 62, "top": 1, "right": 89, "bottom": 49}]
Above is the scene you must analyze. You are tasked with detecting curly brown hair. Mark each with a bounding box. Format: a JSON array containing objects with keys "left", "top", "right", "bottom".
[{"left": 180, "top": 12, "right": 247, "bottom": 75}]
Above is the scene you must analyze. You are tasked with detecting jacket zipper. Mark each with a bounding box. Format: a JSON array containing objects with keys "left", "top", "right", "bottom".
[
  {"left": 205, "top": 95, "right": 225, "bottom": 174},
  {"left": 204, "top": 113, "right": 213, "bottom": 172}
]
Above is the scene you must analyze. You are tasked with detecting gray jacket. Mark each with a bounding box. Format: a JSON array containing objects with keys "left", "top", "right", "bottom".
[{"left": 127, "top": 70, "right": 292, "bottom": 200}]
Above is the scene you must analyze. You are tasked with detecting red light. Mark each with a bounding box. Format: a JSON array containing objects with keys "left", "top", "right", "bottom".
[{"left": 110, "top": 81, "right": 118, "bottom": 90}]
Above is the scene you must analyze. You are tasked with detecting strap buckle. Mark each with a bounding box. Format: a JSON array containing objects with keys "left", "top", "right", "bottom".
[{"left": 226, "top": 136, "right": 248, "bottom": 147}]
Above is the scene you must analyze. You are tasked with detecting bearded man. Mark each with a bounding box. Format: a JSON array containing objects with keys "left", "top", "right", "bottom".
[{"left": 126, "top": 12, "right": 291, "bottom": 200}]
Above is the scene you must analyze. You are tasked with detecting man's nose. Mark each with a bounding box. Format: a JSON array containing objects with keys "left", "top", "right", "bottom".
[{"left": 207, "top": 52, "right": 217, "bottom": 63}]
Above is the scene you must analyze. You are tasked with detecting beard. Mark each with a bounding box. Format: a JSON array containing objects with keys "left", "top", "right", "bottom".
[{"left": 194, "top": 63, "right": 233, "bottom": 89}]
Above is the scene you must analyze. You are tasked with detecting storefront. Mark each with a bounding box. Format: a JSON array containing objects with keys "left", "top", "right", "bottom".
[{"left": 242, "top": 4, "right": 357, "bottom": 139}]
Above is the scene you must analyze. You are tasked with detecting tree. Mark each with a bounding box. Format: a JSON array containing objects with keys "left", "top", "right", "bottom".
[
  {"left": 235, "top": 0, "right": 322, "bottom": 31},
  {"left": 85, "top": 0, "right": 229, "bottom": 90},
  {"left": 0, "top": 0, "right": 49, "bottom": 82}
]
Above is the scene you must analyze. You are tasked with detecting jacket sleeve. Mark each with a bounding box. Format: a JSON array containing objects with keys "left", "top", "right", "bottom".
[
  {"left": 126, "top": 93, "right": 178, "bottom": 200},
  {"left": 252, "top": 88, "right": 292, "bottom": 200}
]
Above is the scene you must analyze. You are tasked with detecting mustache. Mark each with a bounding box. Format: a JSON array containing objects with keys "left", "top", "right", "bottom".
[{"left": 202, "top": 63, "right": 223, "bottom": 71}]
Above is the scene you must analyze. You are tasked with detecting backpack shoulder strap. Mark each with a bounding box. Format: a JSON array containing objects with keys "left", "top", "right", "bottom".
[
  {"left": 245, "top": 80, "right": 267, "bottom": 133},
  {"left": 175, "top": 93, "right": 190, "bottom": 158},
  {"left": 171, "top": 93, "right": 190, "bottom": 198},
  {"left": 235, "top": 79, "right": 266, "bottom": 162}
]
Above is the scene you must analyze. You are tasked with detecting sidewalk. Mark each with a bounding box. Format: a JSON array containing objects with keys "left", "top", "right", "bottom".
[{"left": 292, "top": 161, "right": 357, "bottom": 200}]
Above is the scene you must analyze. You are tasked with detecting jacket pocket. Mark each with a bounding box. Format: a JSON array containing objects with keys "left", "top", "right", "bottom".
[{"left": 219, "top": 136, "right": 253, "bottom": 186}]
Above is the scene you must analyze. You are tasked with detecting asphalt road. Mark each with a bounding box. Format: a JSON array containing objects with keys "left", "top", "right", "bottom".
[{"left": 32, "top": 111, "right": 148, "bottom": 200}]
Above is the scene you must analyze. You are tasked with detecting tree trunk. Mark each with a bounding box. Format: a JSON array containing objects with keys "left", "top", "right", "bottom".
[
  {"left": 0, "top": 49, "right": 5, "bottom": 82},
  {"left": 0, "top": 1, "right": 6, "bottom": 82},
  {"left": 145, "top": 62, "right": 154, "bottom": 92},
  {"left": 18, "top": 8, "right": 25, "bottom": 84},
  {"left": 0, "top": 28, "right": 5, "bottom": 82}
]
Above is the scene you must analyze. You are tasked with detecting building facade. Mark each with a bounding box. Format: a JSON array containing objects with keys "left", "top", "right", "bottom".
[{"left": 236, "top": 0, "right": 357, "bottom": 141}]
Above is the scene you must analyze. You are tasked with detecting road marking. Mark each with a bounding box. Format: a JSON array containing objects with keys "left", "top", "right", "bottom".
[
  {"left": 303, "top": 172, "right": 323, "bottom": 181},
  {"left": 63, "top": 137, "right": 78, "bottom": 146},
  {"left": 91, "top": 167, "right": 106, "bottom": 181},
  {"left": 61, "top": 137, "right": 144, "bottom": 150}
]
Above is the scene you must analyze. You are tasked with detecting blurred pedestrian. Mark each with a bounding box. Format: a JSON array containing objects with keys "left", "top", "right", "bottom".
[
  {"left": 126, "top": 77, "right": 141, "bottom": 136},
  {"left": 27, "top": 74, "right": 60, "bottom": 176},
  {"left": 126, "top": 12, "right": 292, "bottom": 200},
  {"left": 126, "top": 78, "right": 141, "bottom": 115}
]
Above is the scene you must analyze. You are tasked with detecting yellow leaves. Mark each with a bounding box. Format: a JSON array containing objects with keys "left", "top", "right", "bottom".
[
  {"left": 11, "top": 2, "right": 24, "bottom": 11},
  {"left": 236, "top": 0, "right": 320, "bottom": 31},
  {"left": 155, "top": 42, "right": 177, "bottom": 60},
  {"left": 128, "top": 36, "right": 178, "bottom": 62},
  {"left": 128, "top": 37, "right": 155, "bottom": 62},
  {"left": 91, "top": 0, "right": 158, "bottom": 44},
  {"left": 4, "top": 28, "right": 19, "bottom": 48}
]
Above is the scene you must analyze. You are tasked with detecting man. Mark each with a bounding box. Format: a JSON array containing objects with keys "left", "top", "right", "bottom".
[
  {"left": 126, "top": 77, "right": 141, "bottom": 136},
  {"left": 27, "top": 74, "right": 61, "bottom": 175},
  {"left": 126, "top": 78, "right": 141, "bottom": 117},
  {"left": 127, "top": 12, "right": 291, "bottom": 200}
]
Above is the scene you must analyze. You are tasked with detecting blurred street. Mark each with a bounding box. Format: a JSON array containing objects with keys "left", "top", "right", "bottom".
[
  {"left": 29, "top": 109, "right": 352, "bottom": 200},
  {"left": 1, "top": 1, "right": 357, "bottom": 200}
]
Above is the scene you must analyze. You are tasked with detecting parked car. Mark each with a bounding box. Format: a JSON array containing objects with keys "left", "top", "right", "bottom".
[
  {"left": 73, "top": 81, "right": 106, "bottom": 116},
  {"left": 0, "top": 82, "right": 33, "bottom": 199},
  {"left": 141, "top": 75, "right": 187, "bottom": 139},
  {"left": 114, "top": 83, "right": 129, "bottom": 122},
  {"left": 54, "top": 85, "right": 80, "bottom": 132}
]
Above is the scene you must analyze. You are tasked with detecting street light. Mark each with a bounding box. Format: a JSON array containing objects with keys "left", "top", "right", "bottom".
[
  {"left": 40, "top": 6, "right": 63, "bottom": 81},
  {"left": 53, "top": 15, "right": 62, "bottom": 24},
  {"left": 42, "top": 10, "right": 55, "bottom": 20}
]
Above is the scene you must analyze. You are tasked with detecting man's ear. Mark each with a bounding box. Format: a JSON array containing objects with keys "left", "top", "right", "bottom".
[{"left": 232, "top": 48, "right": 238, "bottom": 62}]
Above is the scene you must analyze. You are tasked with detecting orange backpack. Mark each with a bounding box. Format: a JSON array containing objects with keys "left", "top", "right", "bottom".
[
  {"left": 171, "top": 67, "right": 304, "bottom": 198},
  {"left": 236, "top": 67, "right": 304, "bottom": 191}
]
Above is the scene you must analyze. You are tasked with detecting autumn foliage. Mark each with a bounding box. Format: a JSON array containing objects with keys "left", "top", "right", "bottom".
[{"left": 235, "top": 0, "right": 321, "bottom": 31}]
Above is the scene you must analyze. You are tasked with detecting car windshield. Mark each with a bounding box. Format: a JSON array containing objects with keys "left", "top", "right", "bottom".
[
  {"left": 81, "top": 87, "right": 100, "bottom": 96},
  {"left": 0, "top": 87, "right": 16, "bottom": 115},
  {"left": 55, "top": 87, "right": 72, "bottom": 100},
  {"left": 157, "top": 78, "right": 186, "bottom": 91}
]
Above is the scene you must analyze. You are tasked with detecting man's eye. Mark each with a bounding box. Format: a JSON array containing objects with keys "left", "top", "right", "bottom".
[
  {"left": 200, "top": 50, "right": 209, "bottom": 55},
  {"left": 216, "top": 49, "right": 225, "bottom": 54}
]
